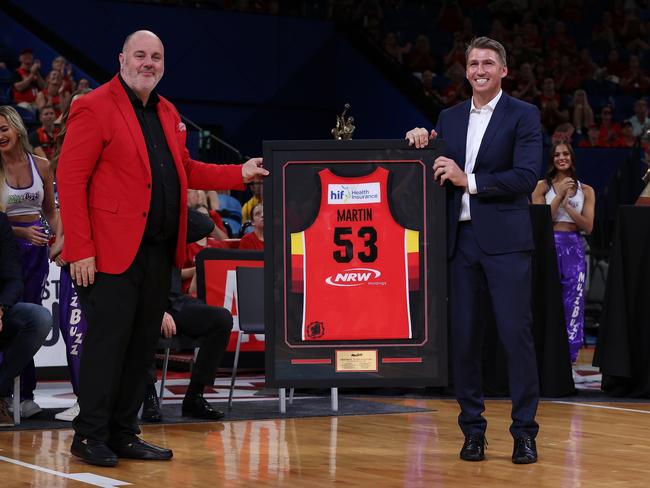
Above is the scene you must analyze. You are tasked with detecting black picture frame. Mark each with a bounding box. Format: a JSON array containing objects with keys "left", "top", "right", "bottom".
[{"left": 264, "top": 139, "right": 447, "bottom": 388}]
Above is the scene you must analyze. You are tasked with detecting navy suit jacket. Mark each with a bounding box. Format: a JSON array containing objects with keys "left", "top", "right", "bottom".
[{"left": 435, "top": 93, "right": 542, "bottom": 257}]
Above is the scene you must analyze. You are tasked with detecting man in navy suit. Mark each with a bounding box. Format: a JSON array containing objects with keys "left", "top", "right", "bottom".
[{"left": 406, "top": 37, "right": 541, "bottom": 464}]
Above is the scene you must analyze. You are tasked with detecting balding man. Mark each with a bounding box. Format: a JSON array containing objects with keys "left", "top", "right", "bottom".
[{"left": 58, "top": 30, "right": 268, "bottom": 467}]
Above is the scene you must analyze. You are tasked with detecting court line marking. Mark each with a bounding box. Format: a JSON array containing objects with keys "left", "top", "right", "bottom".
[
  {"left": 0, "top": 454, "right": 130, "bottom": 487},
  {"left": 551, "top": 401, "right": 650, "bottom": 414}
]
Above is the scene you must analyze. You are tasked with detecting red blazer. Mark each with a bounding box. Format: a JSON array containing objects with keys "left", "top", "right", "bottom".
[{"left": 57, "top": 76, "right": 245, "bottom": 274}]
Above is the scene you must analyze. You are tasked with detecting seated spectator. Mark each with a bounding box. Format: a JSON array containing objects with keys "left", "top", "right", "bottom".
[
  {"left": 547, "top": 21, "right": 577, "bottom": 53},
  {"left": 405, "top": 35, "right": 436, "bottom": 73},
  {"left": 77, "top": 78, "right": 90, "bottom": 91},
  {"left": 241, "top": 181, "right": 262, "bottom": 223},
  {"left": 597, "top": 105, "right": 622, "bottom": 146},
  {"left": 570, "top": 89, "right": 595, "bottom": 135},
  {"left": 592, "top": 11, "right": 616, "bottom": 52},
  {"left": 578, "top": 124, "right": 601, "bottom": 147},
  {"left": 382, "top": 32, "right": 409, "bottom": 64},
  {"left": 28, "top": 105, "right": 59, "bottom": 161},
  {"left": 459, "top": 17, "right": 475, "bottom": 43},
  {"left": 440, "top": 63, "right": 470, "bottom": 106},
  {"left": 187, "top": 188, "right": 208, "bottom": 209},
  {"left": 538, "top": 78, "right": 569, "bottom": 134},
  {"left": 621, "top": 54, "right": 650, "bottom": 96},
  {"left": 51, "top": 56, "right": 75, "bottom": 93},
  {"left": 488, "top": 18, "right": 510, "bottom": 45},
  {"left": 183, "top": 206, "right": 226, "bottom": 295},
  {"left": 626, "top": 98, "right": 650, "bottom": 137},
  {"left": 557, "top": 0, "right": 583, "bottom": 24},
  {"left": 620, "top": 10, "right": 649, "bottom": 53},
  {"left": 239, "top": 204, "right": 264, "bottom": 250},
  {"left": 421, "top": 70, "right": 444, "bottom": 107},
  {"left": 0, "top": 211, "right": 52, "bottom": 427},
  {"left": 576, "top": 48, "right": 597, "bottom": 82},
  {"left": 542, "top": 49, "right": 561, "bottom": 79},
  {"left": 521, "top": 22, "right": 543, "bottom": 56},
  {"left": 512, "top": 62, "right": 539, "bottom": 104},
  {"left": 12, "top": 49, "right": 46, "bottom": 112},
  {"left": 53, "top": 86, "right": 92, "bottom": 127},
  {"left": 616, "top": 121, "right": 648, "bottom": 150},
  {"left": 140, "top": 210, "right": 233, "bottom": 422},
  {"left": 435, "top": 1, "right": 464, "bottom": 34},
  {"left": 551, "top": 123, "right": 576, "bottom": 146},
  {"left": 35, "top": 70, "right": 71, "bottom": 118},
  {"left": 443, "top": 34, "right": 466, "bottom": 69},
  {"left": 188, "top": 190, "right": 228, "bottom": 239},
  {"left": 509, "top": 35, "right": 536, "bottom": 66},
  {"left": 605, "top": 49, "right": 627, "bottom": 79},
  {"left": 353, "top": 0, "right": 384, "bottom": 42},
  {"left": 554, "top": 55, "right": 582, "bottom": 94}
]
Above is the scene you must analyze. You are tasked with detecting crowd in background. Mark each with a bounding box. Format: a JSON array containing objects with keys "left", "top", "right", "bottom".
[
  {"left": 369, "top": 0, "right": 650, "bottom": 149},
  {"left": 112, "top": 0, "right": 650, "bottom": 150}
]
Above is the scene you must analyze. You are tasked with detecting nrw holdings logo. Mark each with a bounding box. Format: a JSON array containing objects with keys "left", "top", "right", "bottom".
[{"left": 325, "top": 268, "right": 383, "bottom": 287}]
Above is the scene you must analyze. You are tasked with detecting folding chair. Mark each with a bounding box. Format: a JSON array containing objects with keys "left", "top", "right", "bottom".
[
  {"left": 156, "top": 335, "right": 203, "bottom": 405},
  {"left": 13, "top": 376, "right": 20, "bottom": 425},
  {"left": 230, "top": 266, "right": 293, "bottom": 411}
]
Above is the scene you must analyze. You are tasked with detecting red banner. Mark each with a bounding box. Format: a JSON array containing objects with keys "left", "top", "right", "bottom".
[{"left": 203, "top": 259, "right": 265, "bottom": 352}]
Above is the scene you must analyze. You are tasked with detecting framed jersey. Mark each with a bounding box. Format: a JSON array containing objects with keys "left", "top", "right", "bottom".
[{"left": 264, "top": 139, "right": 446, "bottom": 388}]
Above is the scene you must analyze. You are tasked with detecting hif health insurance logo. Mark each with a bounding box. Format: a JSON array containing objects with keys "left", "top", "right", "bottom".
[{"left": 327, "top": 182, "right": 380, "bottom": 205}]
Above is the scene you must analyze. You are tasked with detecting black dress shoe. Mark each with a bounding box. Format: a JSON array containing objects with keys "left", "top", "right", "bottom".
[
  {"left": 110, "top": 437, "right": 173, "bottom": 460},
  {"left": 512, "top": 433, "right": 537, "bottom": 464},
  {"left": 71, "top": 435, "right": 118, "bottom": 467},
  {"left": 182, "top": 394, "right": 225, "bottom": 420},
  {"left": 141, "top": 390, "right": 162, "bottom": 422},
  {"left": 460, "top": 434, "right": 486, "bottom": 461}
]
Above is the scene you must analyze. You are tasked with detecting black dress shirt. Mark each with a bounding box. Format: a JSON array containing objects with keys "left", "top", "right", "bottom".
[{"left": 119, "top": 75, "right": 180, "bottom": 244}]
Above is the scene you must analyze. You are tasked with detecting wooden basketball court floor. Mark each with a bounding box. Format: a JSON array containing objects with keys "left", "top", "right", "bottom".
[{"left": 1, "top": 354, "right": 649, "bottom": 487}]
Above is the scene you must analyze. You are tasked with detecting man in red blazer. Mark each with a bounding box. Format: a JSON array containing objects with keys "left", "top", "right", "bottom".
[{"left": 57, "top": 30, "right": 267, "bottom": 467}]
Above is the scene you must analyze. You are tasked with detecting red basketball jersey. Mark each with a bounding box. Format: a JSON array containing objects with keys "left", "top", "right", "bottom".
[{"left": 291, "top": 167, "right": 419, "bottom": 341}]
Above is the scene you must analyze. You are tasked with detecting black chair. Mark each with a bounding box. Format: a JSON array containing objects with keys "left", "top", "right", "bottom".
[
  {"left": 156, "top": 335, "right": 203, "bottom": 405},
  {"left": 230, "top": 266, "right": 294, "bottom": 410},
  {"left": 229, "top": 266, "right": 264, "bottom": 409},
  {"left": 13, "top": 376, "right": 20, "bottom": 425}
]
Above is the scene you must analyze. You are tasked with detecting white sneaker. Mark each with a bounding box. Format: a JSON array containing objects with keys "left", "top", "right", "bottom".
[
  {"left": 55, "top": 402, "right": 80, "bottom": 421},
  {"left": 20, "top": 399, "right": 42, "bottom": 418},
  {"left": 572, "top": 370, "right": 588, "bottom": 384}
]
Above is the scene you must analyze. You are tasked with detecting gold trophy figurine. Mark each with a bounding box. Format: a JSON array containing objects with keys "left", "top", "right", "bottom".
[{"left": 331, "top": 103, "right": 355, "bottom": 140}]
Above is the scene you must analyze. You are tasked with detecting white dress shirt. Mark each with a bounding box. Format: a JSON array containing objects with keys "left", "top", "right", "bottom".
[{"left": 459, "top": 89, "right": 503, "bottom": 221}]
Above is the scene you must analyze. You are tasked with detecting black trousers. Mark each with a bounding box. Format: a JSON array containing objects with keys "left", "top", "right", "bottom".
[
  {"left": 450, "top": 223, "right": 539, "bottom": 439},
  {"left": 147, "top": 298, "right": 233, "bottom": 389},
  {"left": 73, "top": 241, "right": 172, "bottom": 444}
]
